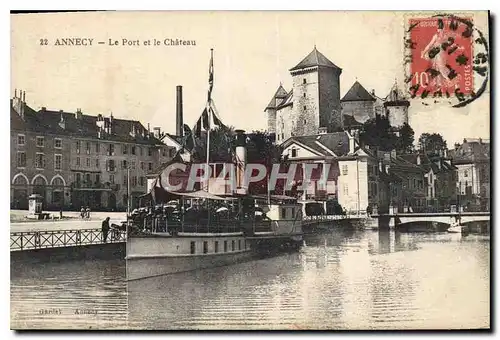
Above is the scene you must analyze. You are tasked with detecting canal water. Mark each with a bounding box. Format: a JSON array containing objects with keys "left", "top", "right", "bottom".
[{"left": 10, "top": 229, "right": 490, "bottom": 330}]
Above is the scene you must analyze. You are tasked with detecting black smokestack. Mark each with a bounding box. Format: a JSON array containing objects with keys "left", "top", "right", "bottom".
[{"left": 176, "top": 85, "right": 183, "bottom": 137}]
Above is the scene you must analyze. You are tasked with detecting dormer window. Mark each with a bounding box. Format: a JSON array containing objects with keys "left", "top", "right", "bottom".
[{"left": 291, "top": 148, "right": 297, "bottom": 158}]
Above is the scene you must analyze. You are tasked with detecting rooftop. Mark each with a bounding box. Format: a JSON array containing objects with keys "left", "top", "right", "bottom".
[
  {"left": 289, "top": 47, "right": 342, "bottom": 72},
  {"left": 11, "top": 98, "right": 164, "bottom": 145},
  {"left": 283, "top": 132, "right": 349, "bottom": 157},
  {"left": 341, "top": 81, "right": 376, "bottom": 102}
]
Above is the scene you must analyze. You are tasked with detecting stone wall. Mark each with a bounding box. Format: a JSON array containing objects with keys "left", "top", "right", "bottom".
[
  {"left": 318, "top": 68, "right": 341, "bottom": 131},
  {"left": 292, "top": 70, "right": 320, "bottom": 137}
]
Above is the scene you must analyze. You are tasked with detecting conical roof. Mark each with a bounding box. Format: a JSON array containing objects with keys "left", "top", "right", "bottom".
[
  {"left": 341, "top": 81, "right": 375, "bottom": 102},
  {"left": 289, "top": 47, "right": 341, "bottom": 72},
  {"left": 386, "top": 81, "right": 408, "bottom": 102},
  {"left": 265, "top": 85, "right": 288, "bottom": 110}
]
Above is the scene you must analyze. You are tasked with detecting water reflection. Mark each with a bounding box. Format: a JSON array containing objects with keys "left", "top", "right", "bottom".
[{"left": 11, "top": 228, "right": 490, "bottom": 330}]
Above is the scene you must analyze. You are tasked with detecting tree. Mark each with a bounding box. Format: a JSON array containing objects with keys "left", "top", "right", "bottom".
[
  {"left": 192, "top": 125, "right": 235, "bottom": 163},
  {"left": 359, "top": 115, "right": 397, "bottom": 151},
  {"left": 418, "top": 133, "right": 447, "bottom": 155},
  {"left": 396, "top": 123, "right": 415, "bottom": 154}
]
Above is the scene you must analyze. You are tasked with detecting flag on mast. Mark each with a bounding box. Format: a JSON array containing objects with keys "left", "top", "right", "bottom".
[
  {"left": 193, "top": 49, "right": 225, "bottom": 137},
  {"left": 208, "top": 48, "right": 214, "bottom": 102}
]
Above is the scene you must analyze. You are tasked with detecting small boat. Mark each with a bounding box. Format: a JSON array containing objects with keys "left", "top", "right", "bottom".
[{"left": 447, "top": 221, "right": 464, "bottom": 233}]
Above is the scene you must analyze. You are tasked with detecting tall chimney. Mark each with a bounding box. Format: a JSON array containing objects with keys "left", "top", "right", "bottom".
[
  {"left": 176, "top": 85, "right": 183, "bottom": 137},
  {"left": 14, "top": 89, "right": 17, "bottom": 98}
]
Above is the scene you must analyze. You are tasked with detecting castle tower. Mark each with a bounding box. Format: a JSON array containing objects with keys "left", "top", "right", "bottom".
[
  {"left": 264, "top": 84, "right": 288, "bottom": 134},
  {"left": 384, "top": 81, "right": 410, "bottom": 128},
  {"left": 289, "top": 47, "right": 342, "bottom": 136}
]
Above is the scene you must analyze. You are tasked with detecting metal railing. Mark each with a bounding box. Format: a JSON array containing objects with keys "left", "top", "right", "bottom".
[
  {"left": 10, "top": 228, "right": 127, "bottom": 252},
  {"left": 302, "top": 213, "right": 368, "bottom": 221}
]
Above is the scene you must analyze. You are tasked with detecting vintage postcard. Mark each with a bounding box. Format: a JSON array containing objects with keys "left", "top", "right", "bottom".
[{"left": 10, "top": 11, "right": 490, "bottom": 330}]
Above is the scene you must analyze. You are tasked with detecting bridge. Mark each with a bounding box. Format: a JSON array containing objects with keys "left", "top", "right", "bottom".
[{"left": 371, "top": 212, "right": 490, "bottom": 229}]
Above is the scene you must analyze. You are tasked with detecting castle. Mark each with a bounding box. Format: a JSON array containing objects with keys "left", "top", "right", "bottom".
[{"left": 265, "top": 47, "right": 410, "bottom": 143}]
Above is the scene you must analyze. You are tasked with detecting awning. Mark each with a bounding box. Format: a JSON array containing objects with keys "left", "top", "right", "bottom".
[{"left": 171, "top": 190, "right": 227, "bottom": 201}]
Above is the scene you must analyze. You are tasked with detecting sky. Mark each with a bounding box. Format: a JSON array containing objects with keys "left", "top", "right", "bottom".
[{"left": 11, "top": 11, "right": 490, "bottom": 146}]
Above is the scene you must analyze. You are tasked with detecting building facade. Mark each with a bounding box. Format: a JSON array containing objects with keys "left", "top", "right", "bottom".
[
  {"left": 10, "top": 91, "right": 175, "bottom": 211},
  {"left": 449, "top": 138, "right": 490, "bottom": 211}
]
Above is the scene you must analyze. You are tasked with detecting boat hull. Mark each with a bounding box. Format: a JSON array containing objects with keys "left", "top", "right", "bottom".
[
  {"left": 126, "top": 232, "right": 302, "bottom": 280},
  {"left": 127, "top": 249, "right": 255, "bottom": 281}
]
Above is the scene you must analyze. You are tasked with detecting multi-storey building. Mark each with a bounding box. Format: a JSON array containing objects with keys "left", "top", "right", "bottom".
[
  {"left": 10, "top": 91, "right": 175, "bottom": 211},
  {"left": 449, "top": 138, "right": 490, "bottom": 211},
  {"left": 280, "top": 130, "right": 389, "bottom": 215},
  {"left": 400, "top": 151, "right": 457, "bottom": 211}
]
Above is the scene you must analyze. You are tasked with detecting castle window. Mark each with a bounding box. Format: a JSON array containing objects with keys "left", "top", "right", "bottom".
[
  {"left": 303, "top": 105, "right": 307, "bottom": 111},
  {"left": 303, "top": 78, "right": 307, "bottom": 84},
  {"left": 303, "top": 93, "right": 306, "bottom": 98}
]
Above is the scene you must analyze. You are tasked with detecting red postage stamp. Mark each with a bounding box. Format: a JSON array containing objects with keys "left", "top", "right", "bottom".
[{"left": 408, "top": 16, "right": 474, "bottom": 99}]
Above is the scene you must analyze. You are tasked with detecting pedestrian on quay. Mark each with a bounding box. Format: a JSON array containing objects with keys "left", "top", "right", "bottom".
[
  {"left": 102, "top": 217, "right": 110, "bottom": 243},
  {"left": 86, "top": 207, "right": 91, "bottom": 219},
  {"left": 80, "top": 206, "right": 85, "bottom": 219},
  {"left": 59, "top": 207, "right": 63, "bottom": 219}
]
